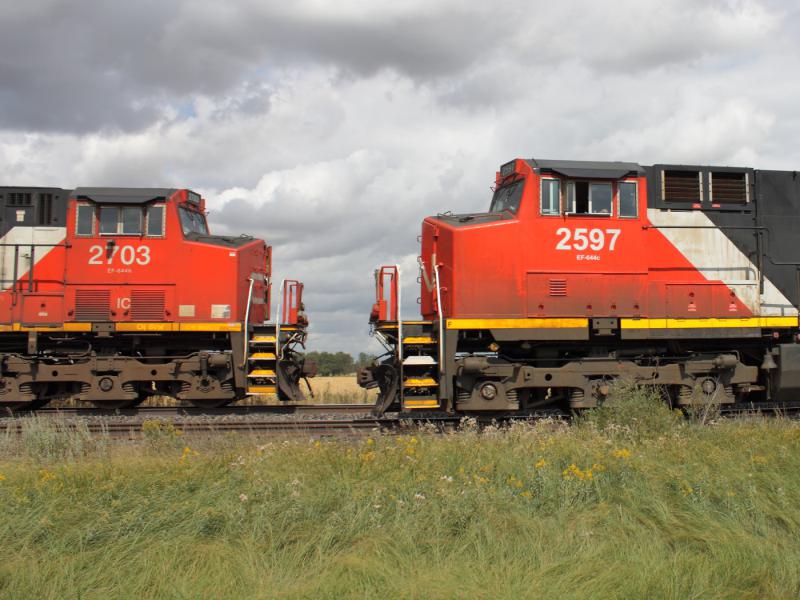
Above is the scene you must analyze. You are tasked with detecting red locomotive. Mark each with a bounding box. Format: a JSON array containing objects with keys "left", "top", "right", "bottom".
[
  {"left": 361, "top": 159, "right": 800, "bottom": 414},
  {"left": 0, "top": 186, "right": 312, "bottom": 410}
]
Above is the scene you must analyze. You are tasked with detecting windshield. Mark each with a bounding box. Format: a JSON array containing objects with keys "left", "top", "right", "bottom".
[
  {"left": 489, "top": 180, "right": 524, "bottom": 213},
  {"left": 179, "top": 206, "right": 209, "bottom": 236}
]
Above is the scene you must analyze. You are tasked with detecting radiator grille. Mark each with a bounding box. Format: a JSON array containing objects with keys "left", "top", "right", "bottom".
[
  {"left": 711, "top": 171, "right": 748, "bottom": 204},
  {"left": 130, "top": 289, "right": 165, "bottom": 320},
  {"left": 75, "top": 289, "right": 110, "bottom": 321},
  {"left": 663, "top": 170, "right": 701, "bottom": 202},
  {"left": 549, "top": 279, "right": 567, "bottom": 297}
]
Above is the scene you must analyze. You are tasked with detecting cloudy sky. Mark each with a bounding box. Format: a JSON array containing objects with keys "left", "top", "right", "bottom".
[{"left": 2, "top": 0, "right": 799, "bottom": 354}]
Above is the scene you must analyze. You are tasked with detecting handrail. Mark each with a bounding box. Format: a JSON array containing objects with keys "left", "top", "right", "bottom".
[
  {"left": 396, "top": 264, "right": 403, "bottom": 364},
  {"left": 434, "top": 264, "right": 444, "bottom": 379},
  {"left": 275, "top": 279, "right": 285, "bottom": 359},
  {"left": 396, "top": 264, "right": 403, "bottom": 404},
  {"left": 240, "top": 277, "right": 255, "bottom": 368}
]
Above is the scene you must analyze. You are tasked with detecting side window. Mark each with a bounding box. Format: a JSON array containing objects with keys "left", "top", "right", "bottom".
[
  {"left": 99, "top": 206, "right": 118, "bottom": 234},
  {"left": 540, "top": 179, "right": 560, "bottom": 215},
  {"left": 75, "top": 204, "right": 95, "bottom": 236},
  {"left": 146, "top": 205, "right": 165, "bottom": 237},
  {"left": 567, "top": 182, "right": 612, "bottom": 214},
  {"left": 121, "top": 206, "right": 142, "bottom": 235},
  {"left": 98, "top": 205, "right": 145, "bottom": 235},
  {"left": 619, "top": 182, "right": 638, "bottom": 218},
  {"left": 590, "top": 183, "right": 612, "bottom": 214}
]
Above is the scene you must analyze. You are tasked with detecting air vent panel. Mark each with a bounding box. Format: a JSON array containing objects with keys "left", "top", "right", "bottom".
[
  {"left": 130, "top": 289, "right": 166, "bottom": 321},
  {"left": 75, "top": 289, "right": 110, "bottom": 321}
]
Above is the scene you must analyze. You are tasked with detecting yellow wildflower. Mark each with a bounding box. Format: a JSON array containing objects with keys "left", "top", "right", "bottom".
[
  {"left": 520, "top": 491, "right": 533, "bottom": 499},
  {"left": 562, "top": 464, "right": 594, "bottom": 481},
  {"left": 612, "top": 449, "right": 631, "bottom": 459},
  {"left": 534, "top": 459, "right": 547, "bottom": 469},
  {"left": 38, "top": 469, "right": 57, "bottom": 483},
  {"left": 0, "top": 473, "right": 5, "bottom": 482},
  {"left": 179, "top": 446, "right": 198, "bottom": 464}
]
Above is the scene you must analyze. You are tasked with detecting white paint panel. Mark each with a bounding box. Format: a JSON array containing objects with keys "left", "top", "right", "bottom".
[
  {"left": 0, "top": 226, "right": 67, "bottom": 291},
  {"left": 648, "top": 209, "right": 796, "bottom": 316}
]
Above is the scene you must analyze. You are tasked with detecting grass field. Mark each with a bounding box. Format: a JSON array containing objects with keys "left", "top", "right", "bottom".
[{"left": 2, "top": 390, "right": 800, "bottom": 598}]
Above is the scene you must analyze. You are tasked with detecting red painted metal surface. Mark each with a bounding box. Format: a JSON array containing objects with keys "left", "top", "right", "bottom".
[
  {"left": 0, "top": 189, "right": 271, "bottom": 326},
  {"left": 419, "top": 160, "right": 752, "bottom": 321}
]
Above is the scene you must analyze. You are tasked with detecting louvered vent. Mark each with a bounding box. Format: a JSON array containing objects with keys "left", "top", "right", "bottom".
[
  {"left": 711, "top": 171, "right": 748, "bottom": 204},
  {"left": 663, "top": 170, "right": 701, "bottom": 202},
  {"left": 75, "top": 289, "right": 110, "bottom": 321},
  {"left": 130, "top": 289, "right": 165, "bottom": 320},
  {"left": 549, "top": 279, "right": 567, "bottom": 297}
]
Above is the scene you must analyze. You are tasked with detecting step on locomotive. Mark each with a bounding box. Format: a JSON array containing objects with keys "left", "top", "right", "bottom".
[
  {"left": 0, "top": 186, "right": 314, "bottom": 410},
  {"left": 360, "top": 159, "right": 800, "bottom": 415}
]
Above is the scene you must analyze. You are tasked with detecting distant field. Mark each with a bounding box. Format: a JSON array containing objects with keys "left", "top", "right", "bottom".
[
  {"left": 304, "top": 374, "right": 377, "bottom": 404},
  {"left": 2, "top": 391, "right": 800, "bottom": 598}
]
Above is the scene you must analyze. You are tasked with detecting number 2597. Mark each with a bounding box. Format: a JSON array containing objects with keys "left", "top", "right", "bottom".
[{"left": 555, "top": 228, "right": 620, "bottom": 252}]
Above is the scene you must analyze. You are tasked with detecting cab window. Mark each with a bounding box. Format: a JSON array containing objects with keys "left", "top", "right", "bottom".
[
  {"left": 146, "top": 205, "right": 165, "bottom": 237},
  {"left": 75, "top": 204, "right": 94, "bottom": 236},
  {"left": 619, "top": 182, "right": 638, "bottom": 217},
  {"left": 489, "top": 180, "right": 524, "bottom": 213},
  {"left": 179, "top": 206, "right": 209, "bottom": 236},
  {"left": 99, "top": 205, "right": 142, "bottom": 235},
  {"left": 567, "top": 182, "right": 612, "bottom": 215},
  {"left": 540, "top": 179, "right": 560, "bottom": 215}
]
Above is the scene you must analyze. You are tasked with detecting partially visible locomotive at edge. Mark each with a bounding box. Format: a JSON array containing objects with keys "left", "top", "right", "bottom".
[
  {"left": 0, "top": 186, "right": 313, "bottom": 410},
  {"left": 360, "top": 159, "right": 800, "bottom": 415}
]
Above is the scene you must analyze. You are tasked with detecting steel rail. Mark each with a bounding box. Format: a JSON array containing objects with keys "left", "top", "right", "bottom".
[{"left": 3, "top": 403, "right": 376, "bottom": 418}]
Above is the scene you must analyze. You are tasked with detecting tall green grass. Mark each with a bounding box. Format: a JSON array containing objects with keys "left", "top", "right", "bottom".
[{"left": 1, "top": 394, "right": 800, "bottom": 598}]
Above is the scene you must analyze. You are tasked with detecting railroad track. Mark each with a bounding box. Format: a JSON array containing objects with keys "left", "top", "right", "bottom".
[
  {"left": 19, "top": 403, "right": 377, "bottom": 418},
  {"left": 2, "top": 401, "right": 798, "bottom": 440}
]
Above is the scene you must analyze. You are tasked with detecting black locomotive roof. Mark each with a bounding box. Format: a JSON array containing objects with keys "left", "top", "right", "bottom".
[
  {"left": 72, "top": 187, "right": 178, "bottom": 204},
  {"left": 526, "top": 159, "right": 644, "bottom": 179}
]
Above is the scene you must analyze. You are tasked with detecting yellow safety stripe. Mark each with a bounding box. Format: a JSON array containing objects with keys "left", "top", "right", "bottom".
[
  {"left": 0, "top": 322, "right": 244, "bottom": 333},
  {"left": 0, "top": 323, "right": 93, "bottom": 332},
  {"left": 403, "top": 337, "right": 434, "bottom": 344},
  {"left": 249, "top": 352, "right": 276, "bottom": 360},
  {"left": 621, "top": 317, "right": 798, "bottom": 329},
  {"left": 403, "top": 378, "right": 438, "bottom": 387},
  {"left": 251, "top": 335, "right": 276, "bottom": 343},
  {"left": 447, "top": 318, "right": 589, "bottom": 329},
  {"left": 247, "top": 386, "right": 277, "bottom": 394},
  {"left": 178, "top": 322, "right": 242, "bottom": 332},
  {"left": 248, "top": 369, "right": 276, "bottom": 377},
  {"left": 403, "top": 399, "right": 440, "bottom": 409}
]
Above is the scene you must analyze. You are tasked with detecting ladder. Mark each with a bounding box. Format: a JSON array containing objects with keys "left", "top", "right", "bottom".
[
  {"left": 245, "top": 280, "right": 307, "bottom": 398},
  {"left": 246, "top": 325, "right": 277, "bottom": 395}
]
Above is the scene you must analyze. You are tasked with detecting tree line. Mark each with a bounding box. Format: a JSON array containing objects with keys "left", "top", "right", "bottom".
[{"left": 304, "top": 352, "right": 377, "bottom": 376}]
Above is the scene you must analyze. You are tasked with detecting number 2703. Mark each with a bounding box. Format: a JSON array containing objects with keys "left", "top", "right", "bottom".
[
  {"left": 88, "top": 244, "right": 151, "bottom": 265},
  {"left": 555, "top": 228, "right": 620, "bottom": 252}
]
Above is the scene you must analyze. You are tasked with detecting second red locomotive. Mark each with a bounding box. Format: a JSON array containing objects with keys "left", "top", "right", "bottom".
[{"left": 362, "top": 158, "right": 800, "bottom": 414}]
